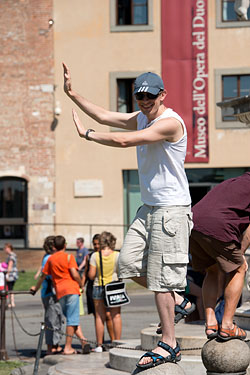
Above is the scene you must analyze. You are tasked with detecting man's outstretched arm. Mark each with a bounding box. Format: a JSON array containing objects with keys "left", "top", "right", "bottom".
[
  {"left": 72, "top": 109, "right": 183, "bottom": 148},
  {"left": 63, "top": 62, "right": 138, "bottom": 130}
]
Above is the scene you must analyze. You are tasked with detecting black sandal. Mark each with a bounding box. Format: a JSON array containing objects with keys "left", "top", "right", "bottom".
[
  {"left": 156, "top": 298, "right": 196, "bottom": 334},
  {"left": 136, "top": 340, "right": 181, "bottom": 369},
  {"left": 156, "top": 322, "right": 162, "bottom": 334},
  {"left": 174, "top": 297, "right": 196, "bottom": 324}
]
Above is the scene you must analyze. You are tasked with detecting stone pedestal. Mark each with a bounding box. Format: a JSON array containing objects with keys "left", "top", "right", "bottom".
[
  {"left": 202, "top": 339, "right": 250, "bottom": 374},
  {"left": 131, "top": 362, "right": 185, "bottom": 375}
]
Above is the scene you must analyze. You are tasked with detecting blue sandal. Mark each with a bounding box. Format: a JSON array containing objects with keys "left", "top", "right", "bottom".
[{"left": 136, "top": 341, "right": 181, "bottom": 369}]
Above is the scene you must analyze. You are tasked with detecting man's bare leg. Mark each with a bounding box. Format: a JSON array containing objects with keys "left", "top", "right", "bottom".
[
  {"left": 138, "top": 291, "right": 177, "bottom": 366},
  {"left": 64, "top": 326, "right": 76, "bottom": 354},
  {"left": 187, "top": 281, "right": 205, "bottom": 320},
  {"left": 132, "top": 277, "right": 193, "bottom": 340},
  {"left": 221, "top": 262, "right": 246, "bottom": 330},
  {"left": 202, "top": 264, "right": 220, "bottom": 336},
  {"left": 174, "top": 291, "right": 192, "bottom": 308},
  {"left": 64, "top": 325, "right": 88, "bottom": 354},
  {"left": 132, "top": 276, "right": 192, "bottom": 310},
  {"left": 75, "top": 325, "right": 88, "bottom": 350}
]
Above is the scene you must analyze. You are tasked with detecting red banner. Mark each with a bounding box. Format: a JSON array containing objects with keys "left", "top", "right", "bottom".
[{"left": 161, "top": 0, "right": 209, "bottom": 162}]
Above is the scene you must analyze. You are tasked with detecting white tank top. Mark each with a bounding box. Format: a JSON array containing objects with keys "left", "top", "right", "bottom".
[{"left": 136, "top": 108, "right": 191, "bottom": 206}]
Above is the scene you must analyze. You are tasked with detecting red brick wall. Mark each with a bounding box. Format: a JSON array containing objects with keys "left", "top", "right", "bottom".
[{"left": 0, "top": 0, "right": 55, "bottom": 177}]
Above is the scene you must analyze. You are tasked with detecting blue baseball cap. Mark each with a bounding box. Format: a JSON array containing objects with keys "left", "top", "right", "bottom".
[{"left": 133, "top": 72, "right": 164, "bottom": 95}]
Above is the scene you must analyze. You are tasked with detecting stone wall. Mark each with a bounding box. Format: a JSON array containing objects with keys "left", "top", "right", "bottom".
[{"left": 0, "top": 0, "right": 55, "bottom": 247}]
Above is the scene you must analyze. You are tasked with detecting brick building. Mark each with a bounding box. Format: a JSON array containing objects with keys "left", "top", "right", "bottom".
[{"left": 0, "top": 0, "right": 55, "bottom": 247}]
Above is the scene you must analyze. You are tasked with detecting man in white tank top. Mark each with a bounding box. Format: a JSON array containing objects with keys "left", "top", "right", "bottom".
[{"left": 64, "top": 64, "right": 194, "bottom": 369}]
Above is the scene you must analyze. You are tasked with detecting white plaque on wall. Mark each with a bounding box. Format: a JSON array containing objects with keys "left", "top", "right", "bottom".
[{"left": 74, "top": 179, "right": 103, "bottom": 197}]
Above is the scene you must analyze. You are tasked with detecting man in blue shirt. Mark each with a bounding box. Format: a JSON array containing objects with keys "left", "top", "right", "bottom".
[{"left": 76, "top": 237, "right": 89, "bottom": 277}]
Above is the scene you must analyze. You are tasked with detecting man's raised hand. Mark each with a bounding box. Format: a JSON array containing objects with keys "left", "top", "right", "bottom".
[
  {"left": 63, "top": 62, "right": 72, "bottom": 95},
  {"left": 72, "top": 109, "right": 86, "bottom": 138}
]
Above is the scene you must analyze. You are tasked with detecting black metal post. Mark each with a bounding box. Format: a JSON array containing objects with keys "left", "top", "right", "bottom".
[
  {"left": 33, "top": 322, "right": 45, "bottom": 375},
  {"left": 0, "top": 289, "right": 8, "bottom": 360}
]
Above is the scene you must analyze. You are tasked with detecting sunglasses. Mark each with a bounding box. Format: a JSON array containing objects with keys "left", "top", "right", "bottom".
[{"left": 135, "top": 91, "right": 161, "bottom": 100}]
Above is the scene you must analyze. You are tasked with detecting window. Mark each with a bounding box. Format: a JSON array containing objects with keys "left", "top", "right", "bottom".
[
  {"left": 186, "top": 167, "right": 250, "bottom": 205},
  {"left": 117, "top": 79, "right": 139, "bottom": 113},
  {"left": 117, "top": 0, "right": 148, "bottom": 25},
  {"left": 123, "top": 168, "right": 250, "bottom": 227},
  {"left": 222, "top": 0, "right": 250, "bottom": 21},
  {"left": 123, "top": 170, "right": 142, "bottom": 231},
  {"left": 110, "top": 71, "right": 143, "bottom": 115},
  {"left": 110, "top": 72, "right": 143, "bottom": 130},
  {"left": 216, "top": 0, "right": 250, "bottom": 28},
  {"left": 222, "top": 74, "right": 250, "bottom": 120},
  {"left": 0, "top": 177, "right": 27, "bottom": 246},
  {"left": 110, "top": 0, "right": 153, "bottom": 32},
  {"left": 215, "top": 68, "right": 250, "bottom": 128}
]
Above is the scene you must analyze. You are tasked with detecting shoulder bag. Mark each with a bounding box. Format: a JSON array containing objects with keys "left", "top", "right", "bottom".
[{"left": 99, "top": 251, "right": 130, "bottom": 308}]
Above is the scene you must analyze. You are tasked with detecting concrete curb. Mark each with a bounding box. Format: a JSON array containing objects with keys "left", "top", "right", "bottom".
[
  {"left": 109, "top": 342, "right": 206, "bottom": 375},
  {"left": 140, "top": 326, "right": 207, "bottom": 356},
  {"left": 44, "top": 352, "right": 130, "bottom": 375}
]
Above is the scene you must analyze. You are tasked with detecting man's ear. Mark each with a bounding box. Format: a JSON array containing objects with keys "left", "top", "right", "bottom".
[{"left": 160, "top": 89, "right": 168, "bottom": 101}]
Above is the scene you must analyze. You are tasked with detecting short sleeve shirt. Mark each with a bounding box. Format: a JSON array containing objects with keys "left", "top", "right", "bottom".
[
  {"left": 6, "top": 252, "right": 18, "bottom": 282},
  {"left": 43, "top": 251, "right": 80, "bottom": 300},
  {"left": 76, "top": 247, "right": 89, "bottom": 267},
  {"left": 192, "top": 172, "right": 250, "bottom": 245},
  {"left": 41, "top": 254, "right": 54, "bottom": 298},
  {"left": 89, "top": 251, "right": 119, "bottom": 287}
]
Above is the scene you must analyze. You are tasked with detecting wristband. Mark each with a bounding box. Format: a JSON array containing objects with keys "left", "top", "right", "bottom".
[{"left": 85, "top": 129, "right": 95, "bottom": 140}]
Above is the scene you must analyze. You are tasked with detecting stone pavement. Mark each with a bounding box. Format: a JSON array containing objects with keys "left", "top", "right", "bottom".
[
  {"left": 4, "top": 290, "right": 158, "bottom": 358},
  {"left": 4, "top": 290, "right": 157, "bottom": 374},
  {"left": 12, "top": 320, "right": 250, "bottom": 375},
  {"left": 11, "top": 351, "right": 130, "bottom": 375},
  {"left": 5, "top": 286, "right": 250, "bottom": 375},
  {"left": 11, "top": 322, "right": 208, "bottom": 375}
]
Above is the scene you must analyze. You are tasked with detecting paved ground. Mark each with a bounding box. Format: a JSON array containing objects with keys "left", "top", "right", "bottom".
[
  {"left": 2, "top": 285, "right": 250, "bottom": 374},
  {"left": 2, "top": 289, "right": 159, "bottom": 374},
  {"left": 4, "top": 290, "right": 157, "bottom": 357}
]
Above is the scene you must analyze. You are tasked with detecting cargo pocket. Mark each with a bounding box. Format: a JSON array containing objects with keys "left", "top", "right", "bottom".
[
  {"left": 162, "top": 210, "right": 189, "bottom": 264},
  {"left": 163, "top": 251, "right": 189, "bottom": 265},
  {"left": 161, "top": 262, "right": 187, "bottom": 290},
  {"left": 163, "top": 211, "right": 181, "bottom": 237}
]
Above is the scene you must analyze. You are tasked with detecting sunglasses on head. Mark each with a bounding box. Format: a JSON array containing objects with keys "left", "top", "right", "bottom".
[{"left": 135, "top": 91, "right": 162, "bottom": 100}]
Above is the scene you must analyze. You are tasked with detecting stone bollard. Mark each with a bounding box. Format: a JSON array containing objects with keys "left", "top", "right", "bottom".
[
  {"left": 131, "top": 362, "right": 185, "bottom": 375},
  {"left": 202, "top": 339, "right": 250, "bottom": 375}
]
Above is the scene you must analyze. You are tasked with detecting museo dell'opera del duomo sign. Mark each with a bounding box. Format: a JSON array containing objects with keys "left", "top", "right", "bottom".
[{"left": 161, "top": 0, "right": 208, "bottom": 162}]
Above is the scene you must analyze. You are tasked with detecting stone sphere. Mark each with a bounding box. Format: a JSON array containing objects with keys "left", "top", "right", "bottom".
[
  {"left": 202, "top": 339, "right": 250, "bottom": 373},
  {"left": 131, "top": 362, "right": 185, "bottom": 375}
]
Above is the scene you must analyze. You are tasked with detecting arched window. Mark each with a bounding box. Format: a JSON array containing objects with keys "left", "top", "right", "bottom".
[{"left": 0, "top": 177, "right": 27, "bottom": 247}]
